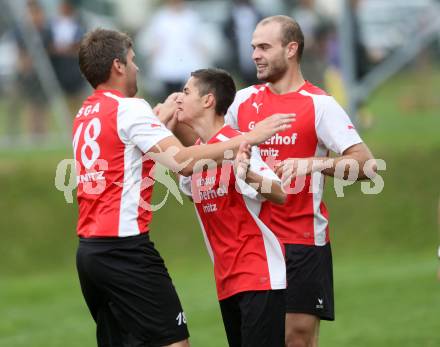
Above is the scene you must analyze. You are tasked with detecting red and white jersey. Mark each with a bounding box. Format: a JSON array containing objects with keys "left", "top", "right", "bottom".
[
  {"left": 179, "top": 125, "right": 286, "bottom": 300},
  {"left": 225, "top": 82, "right": 362, "bottom": 246},
  {"left": 72, "top": 89, "right": 172, "bottom": 238}
]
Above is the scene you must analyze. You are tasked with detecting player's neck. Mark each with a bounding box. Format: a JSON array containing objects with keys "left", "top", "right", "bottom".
[
  {"left": 268, "top": 67, "right": 305, "bottom": 95},
  {"left": 96, "top": 82, "right": 129, "bottom": 97},
  {"left": 192, "top": 112, "right": 225, "bottom": 143}
]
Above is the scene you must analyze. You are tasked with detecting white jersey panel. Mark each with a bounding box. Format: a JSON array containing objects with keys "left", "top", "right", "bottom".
[
  {"left": 105, "top": 93, "right": 173, "bottom": 153},
  {"left": 225, "top": 85, "right": 261, "bottom": 129},
  {"left": 299, "top": 90, "right": 363, "bottom": 154},
  {"left": 243, "top": 196, "right": 286, "bottom": 289}
]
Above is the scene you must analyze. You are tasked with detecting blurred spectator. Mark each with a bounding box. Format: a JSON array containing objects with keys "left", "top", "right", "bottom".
[
  {"left": 13, "top": 0, "right": 51, "bottom": 140},
  {"left": 49, "top": 0, "right": 86, "bottom": 116},
  {"left": 349, "top": 0, "right": 371, "bottom": 80},
  {"left": 223, "top": 0, "right": 262, "bottom": 85},
  {"left": 291, "top": 0, "right": 329, "bottom": 87},
  {"left": 139, "top": 0, "right": 210, "bottom": 99}
]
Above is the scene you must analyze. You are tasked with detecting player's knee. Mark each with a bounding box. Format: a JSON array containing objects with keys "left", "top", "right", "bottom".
[
  {"left": 285, "top": 331, "right": 310, "bottom": 347},
  {"left": 285, "top": 324, "right": 315, "bottom": 347},
  {"left": 165, "top": 339, "right": 190, "bottom": 347}
]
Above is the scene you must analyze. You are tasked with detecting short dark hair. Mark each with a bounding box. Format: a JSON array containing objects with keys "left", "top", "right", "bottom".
[
  {"left": 78, "top": 28, "right": 133, "bottom": 88},
  {"left": 258, "top": 15, "right": 305, "bottom": 62},
  {"left": 190, "top": 68, "right": 236, "bottom": 116}
]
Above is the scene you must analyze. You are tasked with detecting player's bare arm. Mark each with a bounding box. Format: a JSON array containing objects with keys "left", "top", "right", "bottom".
[
  {"left": 276, "top": 142, "right": 377, "bottom": 182},
  {"left": 148, "top": 113, "right": 294, "bottom": 176}
]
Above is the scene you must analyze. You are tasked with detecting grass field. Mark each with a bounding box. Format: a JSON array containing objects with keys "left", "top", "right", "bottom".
[{"left": 0, "top": 67, "right": 439, "bottom": 346}]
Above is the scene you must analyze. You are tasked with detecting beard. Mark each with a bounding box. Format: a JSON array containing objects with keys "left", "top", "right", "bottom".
[
  {"left": 127, "top": 76, "right": 138, "bottom": 97},
  {"left": 256, "top": 57, "right": 288, "bottom": 83}
]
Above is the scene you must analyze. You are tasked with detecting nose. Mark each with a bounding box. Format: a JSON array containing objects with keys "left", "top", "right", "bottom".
[
  {"left": 176, "top": 92, "right": 183, "bottom": 104},
  {"left": 252, "top": 47, "right": 261, "bottom": 62}
]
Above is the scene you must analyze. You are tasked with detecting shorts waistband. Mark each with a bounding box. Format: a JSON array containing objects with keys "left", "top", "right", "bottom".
[{"left": 79, "top": 232, "right": 150, "bottom": 243}]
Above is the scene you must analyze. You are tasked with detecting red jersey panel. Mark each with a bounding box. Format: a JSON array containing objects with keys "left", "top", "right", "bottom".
[
  {"left": 180, "top": 125, "right": 286, "bottom": 300},
  {"left": 72, "top": 90, "right": 172, "bottom": 238},
  {"left": 226, "top": 82, "right": 362, "bottom": 246}
]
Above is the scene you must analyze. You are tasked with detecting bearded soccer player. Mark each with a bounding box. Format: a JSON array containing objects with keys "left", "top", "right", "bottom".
[
  {"left": 177, "top": 68, "right": 287, "bottom": 347},
  {"left": 73, "top": 28, "right": 293, "bottom": 347},
  {"left": 225, "top": 16, "right": 377, "bottom": 347}
]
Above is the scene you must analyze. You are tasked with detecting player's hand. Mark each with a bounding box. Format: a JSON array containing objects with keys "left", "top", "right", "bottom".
[
  {"left": 234, "top": 142, "right": 251, "bottom": 180},
  {"left": 153, "top": 92, "right": 181, "bottom": 128},
  {"left": 275, "top": 158, "right": 313, "bottom": 186},
  {"left": 245, "top": 113, "right": 295, "bottom": 145}
]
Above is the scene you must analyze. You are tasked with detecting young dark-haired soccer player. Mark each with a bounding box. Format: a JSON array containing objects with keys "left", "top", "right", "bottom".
[{"left": 177, "top": 68, "right": 287, "bottom": 347}]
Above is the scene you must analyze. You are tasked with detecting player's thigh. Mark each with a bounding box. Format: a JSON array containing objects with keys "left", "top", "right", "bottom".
[{"left": 239, "top": 290, "right": 286, "bottom": 347}]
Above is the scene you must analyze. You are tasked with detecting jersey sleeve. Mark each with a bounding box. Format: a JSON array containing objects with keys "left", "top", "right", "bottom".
[
  {"left": 236, "top": 146, "right": 281, "bottom": 201},
  {"left": 179, "top": 175, "right": 193, "bottom": 197},
  {"left": 225, "top": 86, "right": 259, "bottom": 130},
  {"left": 225, "top": 98, "right": 239, "bottom": 130},
  {"left": 117, "top": 98, "right": 173, "bottom": 153},
  {"left": 315, "top": 96, "right": 363, "bottom": 154}
]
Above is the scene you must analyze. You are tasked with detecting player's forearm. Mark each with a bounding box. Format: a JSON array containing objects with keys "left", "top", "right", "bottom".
[
  {"left": 313, "top": 154, "right": 376, "bottom": 180},
  {"left": 306, "top": 143, "right": 376, "bottom": 180},
  {"left": 246, "top": 170, "right": 286, "bottom": 204},
  {"left": 175, "top": 135, "right": 248, "bottom": 176}
]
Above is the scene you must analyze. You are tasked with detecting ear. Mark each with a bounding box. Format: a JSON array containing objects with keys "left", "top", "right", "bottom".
[
  {"left": 286, "top": 41, "right": 299, "bottom": 60},
  {"left": 203, "top": 93, "right": 216, "bottom": 110},
  {"left": 112, "top": 58, "right": 125, "bottom": 75}
]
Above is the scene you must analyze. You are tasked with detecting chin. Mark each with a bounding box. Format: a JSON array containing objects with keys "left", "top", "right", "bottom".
[{"left": 257, "top": 72, "right": 269, "bottom": 82}]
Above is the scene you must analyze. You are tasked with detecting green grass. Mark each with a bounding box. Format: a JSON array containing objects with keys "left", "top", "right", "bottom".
[{"left": 0, "top": 67, "right": 439, "bottom": 346}]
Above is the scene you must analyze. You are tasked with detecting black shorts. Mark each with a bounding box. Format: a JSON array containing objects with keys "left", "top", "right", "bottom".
[
  {"left": 219, "top": 290, "right": 286, "bottom": 347},
  {"left": 76, "top": 233, "right": 189, "bottom": 347},
  {"left": 285, "top": 243, "right": 334, "bottom": 321}
]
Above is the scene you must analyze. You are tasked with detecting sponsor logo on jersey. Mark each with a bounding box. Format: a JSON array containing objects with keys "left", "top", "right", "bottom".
[{"left": 264, "top": 133, "right": 298, "bottom": 145}]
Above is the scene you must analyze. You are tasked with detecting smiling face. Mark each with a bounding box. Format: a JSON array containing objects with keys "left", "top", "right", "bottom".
[
  {"left": 252, "top": 19, "right": 302, "bottom": 83},
  {"left": 252, "top": 21, "right": 290, "bottom": 83},
  {"left": 176, "top": 77, "right": 206, "bottom": 125}
]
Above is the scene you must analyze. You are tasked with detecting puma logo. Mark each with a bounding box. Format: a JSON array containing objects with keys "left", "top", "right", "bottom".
[{"left": 252, "top": 102, "right": 263, "bottom": 114}]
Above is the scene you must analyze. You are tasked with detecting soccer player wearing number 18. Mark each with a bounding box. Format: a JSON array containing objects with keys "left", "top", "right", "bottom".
[
  {"left": 225, "top": 16, "right": 378, "bottom": 346},
  {"left": 73, "top": 29, "right": 293, "bottom": 347}
]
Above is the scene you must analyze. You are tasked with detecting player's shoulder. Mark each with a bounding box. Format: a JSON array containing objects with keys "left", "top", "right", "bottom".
[
  {"left": 212, "top": 125, "right": 241, "bottom": 142},
  {"left": 104, "top": 93, "right": 153, "bottom": 112},
  {"left": 233, "top": 84, "right": 267, "bottom": 104},
  {"left": 298, "top": 82, "right": 340, "bottom": 110},
  {"left": 300, "top": 81, "right": 329, "bottom": 97}
]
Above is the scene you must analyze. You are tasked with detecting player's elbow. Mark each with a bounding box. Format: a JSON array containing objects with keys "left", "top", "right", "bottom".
[
  {"left": 178, "top": 165, "right": 194, "bottom": 177},
  {"left": 278, "top": 192, "right": 287, "bottom": 205},
  {"left": 270, "top": 190, "right": 287, "bottom": 205}
]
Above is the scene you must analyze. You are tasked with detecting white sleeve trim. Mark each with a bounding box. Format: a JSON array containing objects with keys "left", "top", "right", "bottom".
[
  {"left": 114, "top": 96, "right": 173, "bottom": 153},
  {"left": 179, "top": 175, "right": 193, "bottom": 197},
  {"left": 236, "top": 146, "right": 280, "bottom": 201},
  {"left": 225, "top": 86, "right": 261, "bottom": 130},
  {"left": 300, "top": 91, "right": 363, "bottom": 154}
]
